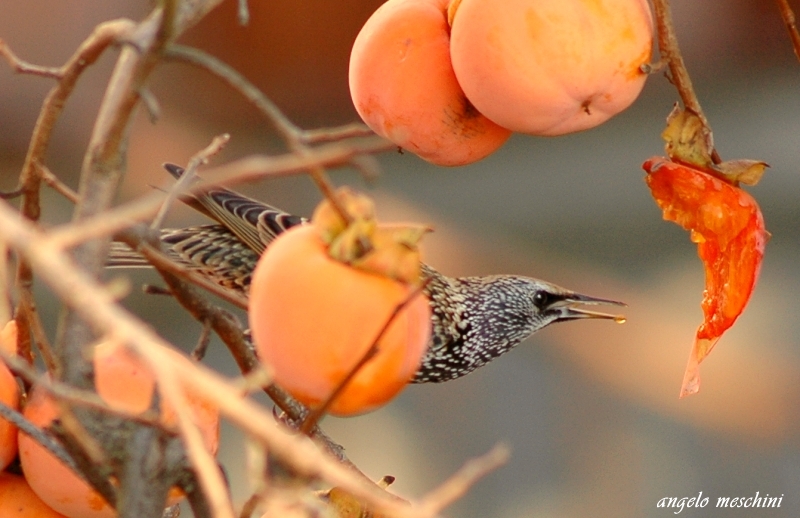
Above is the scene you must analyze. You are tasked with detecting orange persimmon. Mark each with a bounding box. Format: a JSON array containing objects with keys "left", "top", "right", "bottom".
[
  {"left": 249, "top": 224, "right": 431, "bottom": 416},
  {"left": 449, "top": 0, "right": 653, "bottom": 135},
  {"left": 349, "top": 0, "right": 511, "bottom": 166},
  {"left": 18, "top": 341, "right": 220, "bottom": 518},
  {"left": 0, "top": 472, "right": 68, "bottom": 517},
  {"left": 0, "top": 320, "right": 20, "bottom": 472}
]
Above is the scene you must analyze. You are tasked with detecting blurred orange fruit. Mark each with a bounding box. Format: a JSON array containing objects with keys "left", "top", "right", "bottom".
[
  {"left": 0, "top": 472, "right": 67, "bottom": 517},
  {"left": 0, "top": 320, "right": 20, "bottom": 471},
  {"left": 18, "top": 341, "right": 220, "bottom": 518}
]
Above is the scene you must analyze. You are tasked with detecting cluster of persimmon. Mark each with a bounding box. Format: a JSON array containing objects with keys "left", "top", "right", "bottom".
[
  {"left": 0, "top": 320, "right": 220, "bottom": 518},
  {"left": 349, "top": 0, "right": 654, "bottom": 165}
]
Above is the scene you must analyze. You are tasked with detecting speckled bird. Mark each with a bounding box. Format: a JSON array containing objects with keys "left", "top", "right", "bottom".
[{"left": 109, "top": 164, "right": 624, "bottom": 383}]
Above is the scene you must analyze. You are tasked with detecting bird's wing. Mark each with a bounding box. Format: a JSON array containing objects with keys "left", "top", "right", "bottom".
[
  {"left": 163, "top": 163, "right": 306, "bottom": 254},
  {"left": 108, "top": 224, "right": 259, "bottom": 295}
]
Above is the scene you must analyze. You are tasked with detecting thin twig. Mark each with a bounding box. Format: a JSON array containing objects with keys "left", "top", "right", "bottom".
[
  {"left": 238, "top": 493, "right": 261, "bottom": 518},
  {"left": 143, "top": 284, "right": 173, "bottom": 296},
  {"left": 38, "top": 164, "right": 80, "bottom": 203},
  {"left": 151, "top": 133, "right": 230, "bottom": 230},
  {"left": 301, "top": 123, "right": 375, "bottom": 145},
  {"left": 44, "top": 137, "right": 391, "bottom": 255},
  {"left": 136, "top": 240, "right": 249, "bottom": 310},
  {"left": 237, "top": 368, "right": 274, "bottom": 397},
  {"left": 191, "top": 319, "right": 213, "bottom": 361},
  {"left": 300, "top": 279, "right": 430, "bottom": 435},
  {"left": 148, "top": 353, "right": 234, "bottom": 518},
  {"left": 0, "top": 38, "right": 64, "bottom": 79},
  {"left": 11, "top": 19, "right": 134, "bottom": 226},
  {"left": 777, "top": 0, "right": 800, "bottom": 62},
  {"left": 17, "top": 290, "right": 58, "bottom": 373},
  {"left": 163, "top": 45, "right": 301, "bottom": 143},
  {"left": 237, "top": 0, "right": 250, "bottom": 25},
  {"left": 138, "top": 86, "right": 162, "bottom": 123},
  {"left": 195, "top": 138, "right": 393, "bottom": 192},
  {"left": 416, "top": 444, "right": 510, "bottom": 516},
  {"left": 651, "top": 0, "right": 721, "bottom": 163},
  {"left": 0, "top": 188, "right": 24, "bottom": 200},
  {"left": 162, "top": 45, "right": 360, "bottom": 224},
  {"left": 0, "top": 348, "right": 163, "bottom": 427},
  {"left": 0, "top": 244, "right": 10, "bottom": 328},
  {"left": 46, "top": 195, "right": 174, "bottom": 252}
]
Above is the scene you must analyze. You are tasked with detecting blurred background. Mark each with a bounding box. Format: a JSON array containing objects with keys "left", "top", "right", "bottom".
[{"left": 2, "top": 1, "right": 800, "bottom": 516}]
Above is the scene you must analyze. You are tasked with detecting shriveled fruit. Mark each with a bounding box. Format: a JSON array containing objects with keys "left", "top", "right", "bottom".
[
  {"left": 0, "top": 472, "right": 67, "bottom": 517},
  {"left": 0, "top": 320, "right": 20, "bottom": 471},
  {"left": 349, "top": 0, "right": 511, "bottom": 166},
  {"left": 249, "top": 217, "right": 431, "bottom": 416},
  {"left": 18, "top": 341, "right": 220, "bottom": 518},
  {"left": 449, "top": 0, "right": 653, "bottom": 135},
  {"left": 644, "top": 157, "right": 767, "bottom": 397}
]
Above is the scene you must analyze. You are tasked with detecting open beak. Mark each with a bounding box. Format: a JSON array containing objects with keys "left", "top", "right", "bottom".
[{"left": 552, "top": 292, "right": 627, "bottom": 323}]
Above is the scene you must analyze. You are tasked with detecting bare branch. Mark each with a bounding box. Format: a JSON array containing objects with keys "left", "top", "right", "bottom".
[
  {"left": 0, "top": 38, "right": 64, "bottom": 79},
  {"left": 777, "top": 0, "right": 800, "bottom": 62},
  {"left": 161, "top": 45, "right": 384, "bottom": 224},
  {"left": 46, "top": 196, "right": 165, "bottom": 252},
  {"left": 0, "top": 348, "right": 163, "bottom": 427},
  {"left": 38, "top": 164, "right": 80, "bottom": 204},
  {"left": 416, "top": 444, "right": 510, "bottom": 516},
  {"left": 237, "top": 0, "right": 251, "bottom": 25},
  {"left": 163, "top": 45, "right": 302, "bottom": 144},
  {"left": 150, "top": 352, "right": 234, "bottom": 518},
  {"left": 44, "top": 137, "right": 392, "bottom": 255},
  {"left": 301, "top": 123, "right": 375, "bottom": 145},
  {"left": 151, "top": 133, "right": 230, "bottom": 230},
  {"left": 17, "top": 289, "right": 58, "bottom": 373},
  {"left": 134, "top": 239, "right": 249, "bottom": 310}
]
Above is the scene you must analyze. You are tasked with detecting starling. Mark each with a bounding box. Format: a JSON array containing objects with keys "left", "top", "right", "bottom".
[{"left": 109, "top": 164, "right": 624, "bottom": 383}]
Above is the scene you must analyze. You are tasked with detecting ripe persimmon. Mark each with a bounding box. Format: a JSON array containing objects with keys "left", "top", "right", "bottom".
[
  {"left": 18, "top": 341, "right": 220, "bottom": 518},
  {"left": 0, "top": 472, "right": 67, "bottom": 517},
  {"left": 249, "top": 224, "right": 431, "bottom": 416},
  {"left": 349, "top": 0, "right": 511, "bottom": 166},
  {"left": 449, "top": 0, "right": 653, "bottom": 135},
  {"left": 0, "top": 320, "right": 20, "bottom": 471},
  {"left": 644, "top": 157, "right": 767, "bottom": 397}
]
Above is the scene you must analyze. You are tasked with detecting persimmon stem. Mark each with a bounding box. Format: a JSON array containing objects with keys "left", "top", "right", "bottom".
[
  {"left": 299, "top": 278, "right": 431, "bottom": 435},
  {"left": 777, "top": 0, "right": 800, "bottom": 62},
  {"left": 651, "top": 0, "right": 721, "bottom": 164}
]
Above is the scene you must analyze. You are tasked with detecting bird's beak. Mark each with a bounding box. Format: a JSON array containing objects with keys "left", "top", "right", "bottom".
[{"left": 552, "top": 292, "right": 627, "bottom": 323}]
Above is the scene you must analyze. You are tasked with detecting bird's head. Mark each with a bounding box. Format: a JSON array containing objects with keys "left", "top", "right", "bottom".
[
  {"left": 471, "top": 276, "right": 626, "bottom": 346},
  {"left": 528, "top": 281, "right": 626, "bottom": 328}
]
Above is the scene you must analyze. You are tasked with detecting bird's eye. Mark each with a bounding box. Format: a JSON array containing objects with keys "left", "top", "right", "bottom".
[{"left": 532, "top": 291, "right": 550, "bottom": 310}]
